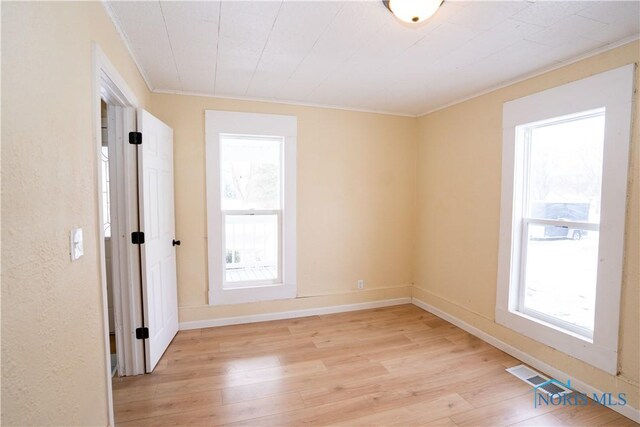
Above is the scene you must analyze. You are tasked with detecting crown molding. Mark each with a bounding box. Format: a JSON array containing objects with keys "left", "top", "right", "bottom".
[
  {"left": 101, "top": 0, "right": 154, "bottom": 93},
  {"left": 151, "top": 88, "right": 418, "bottom": 118}
]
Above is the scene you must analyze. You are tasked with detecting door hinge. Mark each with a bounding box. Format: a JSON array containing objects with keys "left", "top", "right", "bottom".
[
  {"left": 135, "top": 327, "right": 149, "bottom": 340},
  {"left": 129, "top": 131, "right": 142, "bottom": 145},
  {"left": 131, "top": 231, "right": 145, "bottom": 244}
]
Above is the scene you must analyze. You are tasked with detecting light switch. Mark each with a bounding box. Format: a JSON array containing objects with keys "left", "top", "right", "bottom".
[{"left": 70, "top": 228, "right": 84, "bottom": 261}]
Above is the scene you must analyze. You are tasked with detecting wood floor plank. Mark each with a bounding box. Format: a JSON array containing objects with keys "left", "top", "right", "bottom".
[
  {"left": 360, "top": 337, "right": 455, "bottom": 362},
  {"left": 112, "top": 383, "right": 158, "bottom": 404},
  {"left": 329, "top": 393, "right": 472, "bottom": 426},
  {"left": 224, "top": 390, "right": 404, "bottom": 426},
  {"left": 509, "top": 412, "right": 568, "bottom": 426},
  {"left": 227, "top": 386, "right": 469, "bottom": 427},
  {"left": 166, "top": 341, "right": 318, "bottom": 365},
  {"left": 221, "top": 361, "right": 389, "bottom": 405},
  {"left": 218, "top": 334, "right": 313, "bottom": 353},
  {"left": 164, "top": 354, "right": 282, "bottom": 375},
  {"left": 114, "top": 389, "right": 222, "bottom": 423},
  {"left": 118, "top": 392, "right": 305, "bottom": 426},
  {"left": 380, "top": 342, "right": 496, "bottom": 374},
  {"left": 277, "top": 334, "right": 413, "bottom": 365},
  {"left": 552, "top": 402, "right": 633, "bottom": 426},
  {"left": 298, "top": 357, "right": 509, "bottom": 409},
  {"left": 171, "top": 329, "right": 203, "bottom": 341},
  {"left": 449, "top": 393, "right": 557, "bottom": 426},
  {"left": 404, "top": 324, "right": 469, "bottom": 342},
  {"left": 599, "top": 416, "right": 640, "bottom": 427},
  {"left": 414, "top": 417, "right": 459, "bottom": 427},
  {"left": 454, "top": 370, "right": 532, "bottom": 408},
  {"left": 198, "top": 323, "right": 296, "bottom": 342},
  {"left": 154, "top": 360, "right": 327, "bottom": 398}
]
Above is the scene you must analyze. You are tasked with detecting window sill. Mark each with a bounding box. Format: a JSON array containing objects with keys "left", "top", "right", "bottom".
[
  {"left": 496, "top": 307, "right": 616, "bottom": 374},
  {"left": 223, "top": 281, "right": 285, "bottom": 290},
  {"left": 209, "top": 282, "right": 296, "bottom": 306},
  {"left": 510, "top": 309, "right": 593, "bottom": 343}
]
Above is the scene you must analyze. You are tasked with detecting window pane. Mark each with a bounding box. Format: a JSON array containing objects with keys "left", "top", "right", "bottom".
[
  {"left": 526, "top": 113, "right": 605, "bottom": 222},
  {"left": 220, "top": 135, "right": 282, "bottom": 210},
  {"left": 523, "top": 224, "right": 599, "bottom": 332},
  {"left": 224, "top": 214, "right": 278, "bottom": 284}
]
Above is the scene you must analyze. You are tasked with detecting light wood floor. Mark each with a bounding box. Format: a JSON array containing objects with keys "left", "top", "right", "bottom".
[{"left": 112, "top": 304, "right": 637, "bottom": 426}]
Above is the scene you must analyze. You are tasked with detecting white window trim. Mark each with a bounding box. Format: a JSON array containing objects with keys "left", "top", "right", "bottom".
[
  {"left": 496, "top": 64, "right": 635, "bottom": 375},
  {"left": 206, "top": 110, "right": 297, "bottom": 305}
]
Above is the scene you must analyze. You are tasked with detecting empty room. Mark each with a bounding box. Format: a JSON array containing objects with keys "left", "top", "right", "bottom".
[{"left": 2, "top": 0, "right": 639, "bottom": 426}]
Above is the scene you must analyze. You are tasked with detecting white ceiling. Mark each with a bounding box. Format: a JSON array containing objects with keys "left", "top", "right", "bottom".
[{"left": 105, "top": 0, "right": 640, "bottom": 116}]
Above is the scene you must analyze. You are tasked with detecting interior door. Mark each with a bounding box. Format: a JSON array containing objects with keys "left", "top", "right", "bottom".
[{"left": 138, "top": 109, "right": 179, "bottom": 372}]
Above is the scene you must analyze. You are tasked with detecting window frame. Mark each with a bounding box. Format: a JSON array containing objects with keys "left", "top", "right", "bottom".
[
  {"left": 496, "top": 64, "right": 635, "bottom": 375},
  {"left": 206, "top": 111, "right": 297, "bottom": 306}
]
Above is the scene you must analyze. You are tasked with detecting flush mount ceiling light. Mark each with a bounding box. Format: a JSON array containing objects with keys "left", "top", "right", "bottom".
[{"left": 383, "top": 0, "right": 444, "bottom": 24}]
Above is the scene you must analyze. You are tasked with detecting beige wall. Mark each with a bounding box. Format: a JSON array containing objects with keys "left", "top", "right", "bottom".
[
  {"left": 414, "top": 41, "right": 640, "bottom": 407},
  {"left": 1, "top": 2, "right": 150, "bottom": 425},
  {"left": 149, "top": 94, "right": 417, "bottom": 322}
]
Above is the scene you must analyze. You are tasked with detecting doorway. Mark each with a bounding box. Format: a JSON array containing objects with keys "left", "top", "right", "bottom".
[
  {"left": 94, "top": 42, "right": 180, "bottom": 425},
  {"left": 97, "top": 69, "right": 146, "bottom": 378}
]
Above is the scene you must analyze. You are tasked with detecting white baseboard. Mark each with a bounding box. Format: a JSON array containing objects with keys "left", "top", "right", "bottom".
[
  {"left": 179, "top": 297, "right": 412, "bottom": 331},
  {"left": 411, "top": 297, "right": 640, "bottom": 424}
]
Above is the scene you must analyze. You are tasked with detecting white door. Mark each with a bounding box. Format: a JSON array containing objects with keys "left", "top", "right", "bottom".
[{"left": 138, "top": 109, "right": 179, "bottom": 372}]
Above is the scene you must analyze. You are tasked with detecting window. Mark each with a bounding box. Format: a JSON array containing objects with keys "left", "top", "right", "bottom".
[
  {"left": 518, "top": 110, "right": 604, "bottom": 338},
  {"left": 206, "top": 111, "right": 297, "bottom": 305},
  {"left": 220, "top": 135, "right": 282, "bottom": 286},
  {"left": 497, "top": 65, "right": 634, "bottom": 374}
]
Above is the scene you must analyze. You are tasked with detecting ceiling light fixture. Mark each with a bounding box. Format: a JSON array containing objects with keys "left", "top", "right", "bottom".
[{"left": 383, "top": 0, "right": 444, "bottom": 24}]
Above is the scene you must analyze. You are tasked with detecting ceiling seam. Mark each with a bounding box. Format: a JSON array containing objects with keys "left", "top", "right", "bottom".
[
  {"left": 158, "top": 0, "right": 183, "bottom": 92},
  {"left": 275, "top": 3, "right": 346, "bottom": 96},
  {"left": 244, "top": 0, "right": 285, "bottom": 96},
  {"left": 299, "top": 14, "right": 391, "bottom": 102}
]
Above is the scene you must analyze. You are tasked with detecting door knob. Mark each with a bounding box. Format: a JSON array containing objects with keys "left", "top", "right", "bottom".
[{"left": 172, "top": 239, "right": 181, "bottom": 247}]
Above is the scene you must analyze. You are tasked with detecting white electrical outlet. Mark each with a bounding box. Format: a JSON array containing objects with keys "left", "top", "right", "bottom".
[{"left": 357, "top": 279, "right": 364, "bottom": 290}]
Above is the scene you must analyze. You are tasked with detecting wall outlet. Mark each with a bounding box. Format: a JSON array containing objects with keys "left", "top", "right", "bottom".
[{"left": 357, "top": 279, "right": 364, "bottom": 290}]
